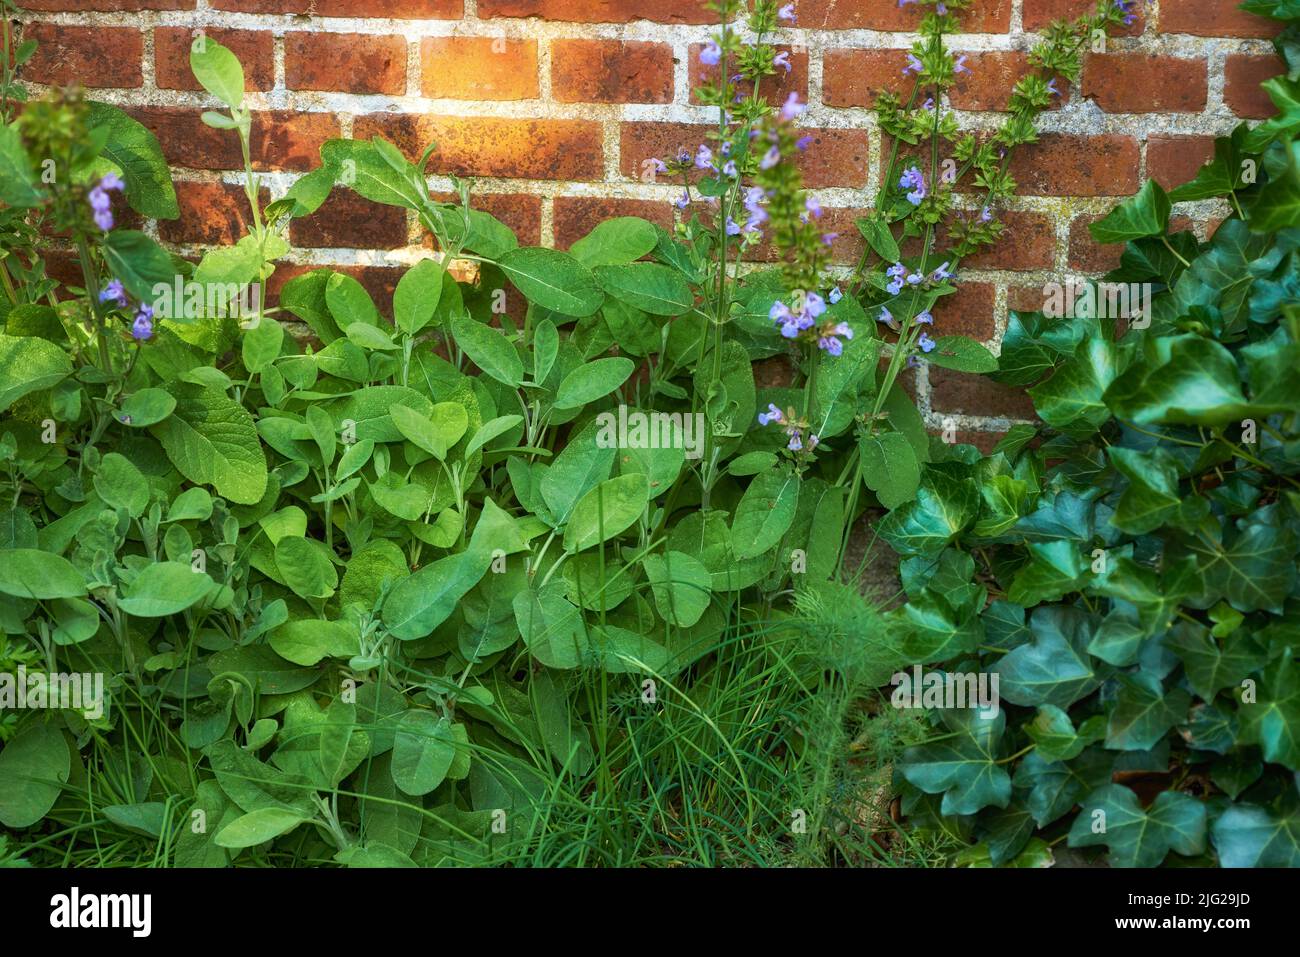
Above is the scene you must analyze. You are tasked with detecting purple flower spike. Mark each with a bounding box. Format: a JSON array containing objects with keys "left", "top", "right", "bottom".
[{"left": 900, "top": 166, "right": 927, "bottom": 205}]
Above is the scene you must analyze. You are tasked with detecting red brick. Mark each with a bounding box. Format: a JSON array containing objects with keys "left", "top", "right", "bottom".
[
  {"left": 212, "top": 0, "right": 460, "bottom": 14},
  {"left": 688, "top": 43, "right": 806, "bottom": 107},
  {"left": 355, "top": 114, "right": 603, "bottom": 181},
  {"left": 478, "top": 0, "right": 712, "bottom": 22},
  {"left": 426, "top": 192, "right": 543, "bottom": 247},
  {"left": 286, "top": 33, "right": 406, "bottom": 95},
  {"left": 1024, "top": 0, "right": 1143, "bottom": 33},
  {"left": 618, "top": 122, "right": 712, "bottom": 183},
  {"left": 159, "top": 182, "right": 262, "bottom": 246},
  {"left": 1008, "top": 284, "right": 1047, "bottom": 314},
  {"left": 930, "top": 429, "right": 1007, "bottom": 455},
  {"left": 422, "top": 37, "right": 539, "bottom": 100},
  {"left": 1147, "top": 135, "right": 1216, "bottom": 191},
  {"left": 937, "top": 282, "right": 997, "bottom": 340},
  {"left": 1160, "top": 0, "right": 1277, "bottom": 38},
  {"left": 22, "top": 23, "right": 142, "bottom": 88},
  {"left": 1070, "top": 212, "right": 1194, "bottom": 272},
  {"left": 1225, "top": 54, "right": 1284, "bottom": 119},
  {"left": 553, "top": 197, "right": 672, "bottom": 249},
  {"left": 130, "top": 108, "right": 338, "bottom": 171},
  {"left": 949, "top": 51, "right": 1069, "bottom": 112},
  {"left": 553, "top": 39, "right": 673, "bottom": 104},
  {"left": 935, "top": 210, "right": 1056, "bottom": 271},
  {"left": 1008, "top": 134, "right": 1140, "bottom": 196},
  {"left": 822, "top": 49, "right": 913, "bottom": 109},
  {"left": 1068, "top": 215, "right": 1125, "bottom": 273},
  {"left": 736, "top": 205, "right": 869, "bottom": 265},
  {"left": 930, "top": 367, "right": 1037, "bottom": 420},
  {"left": 291, "top": 191, "right": 408, "bottom": 249},
  {"left": 619, "top": 121, "right": 868, "bottom": 189},
  {"left": 154, "top": 28, "right": 273, "bottom": 92},
  {"left": 21, "top": 0, "right": 192, "bottom": 8},
  {"left": 797, "top": 0, "right": 1010, "bottom": 31},
  {"left": 1083, "top": 54, "right": 1206, "bottom": 113}
]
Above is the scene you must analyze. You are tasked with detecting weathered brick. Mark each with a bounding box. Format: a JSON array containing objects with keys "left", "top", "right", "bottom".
[
  {"left": 949, "top": 51, "right": 1069, "bottom": 111},
  {"left": 822, "top": 49, "right": 912, "bottom": 109},
  {"left": 291, "top": 190, "right": 409, "bottom": 249},
  {"left": 422, "top": 37, "right": 539, "bottom": 100},
  {"left": 1068, "top": 215, "right": 1125, "bottom": 273},
  {"left": 553, "top": 39, "right": 672, "bottom": 104},
  {"left": 930, "top": 367, "right": 1038, "bottom": 420},
  {"left": 286, "top": 33, "right": 406, "bottom": 95},
  {"left": 1023, "top": 0, "right": 1143, "bottom": 33},
  {"left": 938, "top": 282, "right": 997, "bottom": 341},
  {"left": 1082, "top": 54, "right": 1207, "bottom": 113},
  {"left": 929, "top": 429, "right": 1007, "bottom": 455},
  {"left": 553, "top": 197, "right": 672, "bottom": 248},
  {"left": 130, "top": 108, "right": 339, "bottom": 171},
  {"left": 1008, "top": 134, "right": 1140, "bottom": 196},
  {"left": 154, "top": 28, "right": 273, "bottom": 92},
  {"left": 1225, "top": 54, "right": 1283, "bottom": 119},
  {"left": 1147, "top": 135, "right": 1216, "bottom": 191},
  {"left": 478, "top": 0, "right": 712, "bottom": 22},
  {"left": 688, "top": 43, "right": 806, "bottom": 106},
  {"left": 1160, "top": 0, "right": 1277, "bottom": 38},
  {"left": 428, "top": 192, "right": 543, "bottom": 247},
  {"left": 22, "top": 0, "right": 193, "bottom": 9},
  {"left": 918, "top": 210, "right": 1056, "bottom": 271},
  {"left": 797, "top": 0, "right": 1010, "bottom": 31},
  {"left": 211, "top": 0, "right": 460, "bottom": 15},
  {"left": 619, "top": 121, "right": 868, "bottom": 188},
  {"left": 159, "top": 182, "right": 263, "bottom": 246},
  {"left": 356, "top": 114, "right": 603, "bottom": 181},
  {"left": 23, "top": 23, "right": 142, "bottom": 88}
]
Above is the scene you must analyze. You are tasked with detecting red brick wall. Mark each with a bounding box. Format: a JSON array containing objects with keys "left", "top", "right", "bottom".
[{"left": 16, "top": 0, "right": 1281, "bottom": 441}]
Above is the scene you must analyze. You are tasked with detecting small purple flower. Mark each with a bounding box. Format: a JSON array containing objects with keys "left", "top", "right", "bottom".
[
  {"left": 651, "top": 158, "right": 668, "bottom": 174},
  {"left": 953, "top": 54, "right": 970, "bottom": 75},
  {"left": 1047, "top": 78, "right": 1060, "bottom": 97},
  {"left": 723, "top": 160, "right": 738, "bottom": 177},
  {"left": 821, "top": 232, "right": 838, "bottom": 246},
  {"left": 804, "top": 196, "right": 823, "bottom": 219},
  {"left": 922, "top": 97, "right": 935, "bottom": 111},
  {"left": 900, "top": 166, "right": 927, "bottom": 205},
  {"left": 903, "top": 53, "right": 923, "bottom": 76},
  {"left": 808, "top": 434, "right": 820, "bottom": 450},
  {"left": 980, "top": 205, "right": 993, "bottom": 223},
  {"left": 818, "top": 335, "right": 843, "bottom": 357},
  {"left": 878, "top": 307, "right": 893, "bottom": 325},
  {"left": 99, "top": 279, "right": 126, "bottom": 308},
  {"left": 700, "top": 41, "right": 722, "bottom": 66},
  {"left": 805, "top": 292, "right": 827, "bottom": 320},
  {"left": 778, "top": 3, "right": 796, "bottom": 22},
  {"left": 914, "top": 311, "right": 933, "bottom": 325},
  {"left": 779, "top": 91, "right": 805, "bottom": 121},
  {"left": 917, "top": 331, "right": 935, "bottom": 353},
  {"left": 100, "top": 172, "right": 125, "bottom": 192},
  {"left": 131, "top": 304, "right": 154, "bottom": 341},
  {"left": 760, "top": 145, "right": 781, "bottom": 170},
  {"left": 675, "top": 191, "right": 690, "bottom": 210},
  {"left": 932, "top": 261, "right": 954, "bottom": 282},
  {"left": 758, "top": 403, "right": 785, "bottom": 426},
  {"left": 907, "top": 354, "right": 922, "bottom": 369},
  {"left": 695, "top": 145, "right": 714, "bottom": 170},
  {"left": 774, "top": 51, "right": 792, "bottom": 74},
  {"left": 833, "top": 322, "right": 854, "bottom": 340},
  {"left": 829, "top": 286, "right": 843, "bottom": 304},
  {"left": 726, "top": 217, "right": 742, "bottom": 236},
  {"left": 788, "top": 431, "right": 803, "bottom": 452},
  {"left": 795, "top": 135, "right": 813, "bottom": 152}
]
